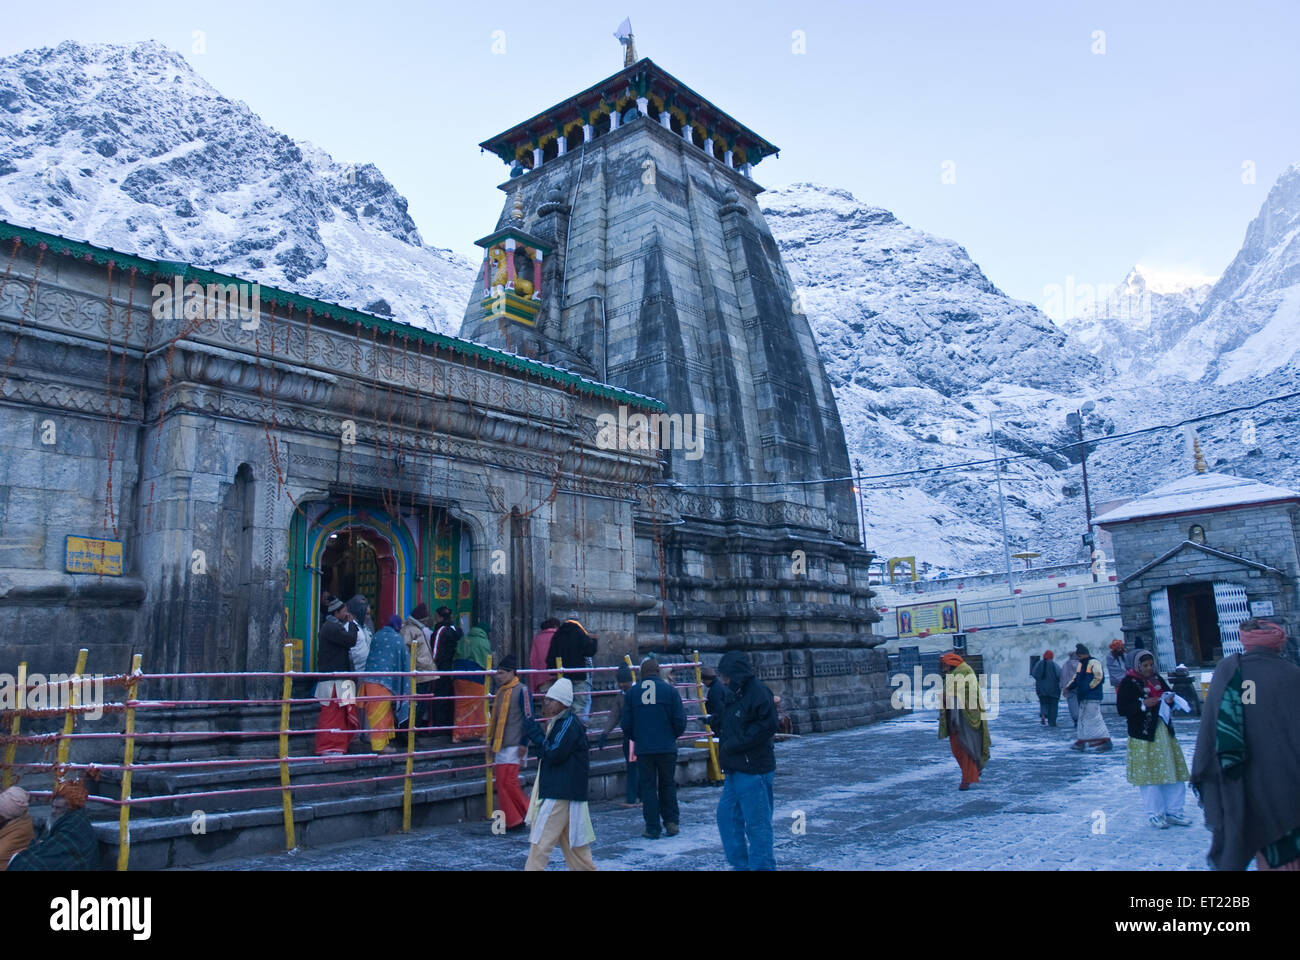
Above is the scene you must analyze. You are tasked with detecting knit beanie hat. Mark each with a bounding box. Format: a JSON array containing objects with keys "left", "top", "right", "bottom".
[
  {"left": 0, "top": 786, "right": 28, "bottom": 819},
  {"left": 546, "top": 677, "right": 574, "bottom": 706}
]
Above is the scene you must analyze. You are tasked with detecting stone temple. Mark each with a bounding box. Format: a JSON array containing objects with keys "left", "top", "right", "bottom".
[
  {"left": 0, "top": 56, "right": 885, "bottom": 736},
  {"left": 460, "top": 57, "right": 884, "bottom": 728}
]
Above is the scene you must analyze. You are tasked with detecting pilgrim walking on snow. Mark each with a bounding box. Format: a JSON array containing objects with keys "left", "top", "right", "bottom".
[
  {"left": 938, "top": 652, "right": 991, "bottom": 790},
  {"left": 1030, "top": 650, "right": 1060, "bottom": 727},
  {"left": 521, "top": 678, "right": 597, "bottom": 871},
  {"left": 1065, "top": 644, "right": 1112, "bottom": 751},
  {"left": 1191, "top": 619, "right": 1300, "bottom": 870}
]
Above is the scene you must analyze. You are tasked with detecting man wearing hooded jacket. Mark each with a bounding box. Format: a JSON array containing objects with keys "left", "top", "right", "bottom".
[{"left": 714, "top": 650, "right": 779, "bottom": 870}]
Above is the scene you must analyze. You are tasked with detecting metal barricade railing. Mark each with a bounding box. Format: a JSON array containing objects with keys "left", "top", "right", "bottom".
[{"left": 1, "top": 644, "right": 721, "bottom": 870}]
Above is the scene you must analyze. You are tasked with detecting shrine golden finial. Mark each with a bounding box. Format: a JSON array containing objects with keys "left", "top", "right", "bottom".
[{"left": 1192, "top": 434, "right": 1207, "bottom": 474}]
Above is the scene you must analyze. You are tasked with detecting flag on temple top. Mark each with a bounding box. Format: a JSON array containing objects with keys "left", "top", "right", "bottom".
[{"left": 614, "top": 18, "right": 633, "bottom": 41}]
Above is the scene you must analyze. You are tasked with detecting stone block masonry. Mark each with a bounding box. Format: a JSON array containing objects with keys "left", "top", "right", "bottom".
[{"left": 461, "top": 63, "right": 887, "bottom": 731}]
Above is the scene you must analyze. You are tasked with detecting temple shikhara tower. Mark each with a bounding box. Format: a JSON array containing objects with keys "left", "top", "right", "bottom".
[{"left": 462, "top": 54, "right": 885, "bottom": 729}]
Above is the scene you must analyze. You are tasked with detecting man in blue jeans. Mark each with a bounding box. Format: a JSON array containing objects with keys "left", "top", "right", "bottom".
[
  {"left": 622, "top": 657, "right": 686, "bottom": 838},
  {"left": 712, "top": 650, "right": 779, "bottom": 870}
]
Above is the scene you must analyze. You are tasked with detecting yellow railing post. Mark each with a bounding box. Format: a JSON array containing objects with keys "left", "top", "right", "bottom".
[
  {"left": 556, "top": 656, "right": 564, "bottom": 677},
  {"left": 693, "top": 650, "right": 722, "bottom": 783},
  {"left": 623, "top": 653, "right": 636, "bottom": 680},
  {"left": 278, "top": 643, "right": 296, "bottom": 851},
  {"left": 402, "top": 637, "right": 417, "bottom": 833},
  {"left": 483, "top": 654, "right": 494, "bottom": 821},
  {"left": 2, "top": 660, "right": 27, "bottom": 789},
  {"left": 55, "top": 648, "right": 89, "bottom": 779},
  {"left": 116, "top": 653, "right": 142, "bottom": 871}
]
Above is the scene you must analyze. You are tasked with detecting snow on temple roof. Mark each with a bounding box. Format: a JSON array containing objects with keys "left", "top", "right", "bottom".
[{"left": 1094, "top": 471, "right": 1300, "bottom": 525}]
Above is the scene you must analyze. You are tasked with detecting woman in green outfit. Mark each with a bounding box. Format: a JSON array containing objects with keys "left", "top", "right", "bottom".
[{"left": 1117, "top": 650, "right": 1192, "bottom": 829}]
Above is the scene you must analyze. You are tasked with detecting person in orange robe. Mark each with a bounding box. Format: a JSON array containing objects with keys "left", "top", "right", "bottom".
[{"left": 938, "top": 652, "right": 992, "bottom": 790}]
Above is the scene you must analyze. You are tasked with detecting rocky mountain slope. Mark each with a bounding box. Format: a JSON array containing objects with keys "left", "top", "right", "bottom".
[
  {"left": 1163, "top": 163, "right": 1300, "bottom": 385},
  {"left": 764, "top": 179, "right": 1300, "bottom": 573},
  {"left": 0, "top": 40, "right": 475, "bottom": 329},
  {"left": 762, "top": 183, "right": 1113, "bottom": 570}
]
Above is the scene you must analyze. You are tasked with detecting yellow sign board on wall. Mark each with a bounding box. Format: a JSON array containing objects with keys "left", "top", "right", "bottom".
[
  {"left": 896, "top": 598, "right": 960, "bottom": 638},
  {"left": 64, "top": 535, "right": 124, "bottom": 576}
]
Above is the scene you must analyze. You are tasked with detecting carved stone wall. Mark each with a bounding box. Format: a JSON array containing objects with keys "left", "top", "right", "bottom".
[{"left": 0, "top": 241, "right": 660, "bottom": 681}]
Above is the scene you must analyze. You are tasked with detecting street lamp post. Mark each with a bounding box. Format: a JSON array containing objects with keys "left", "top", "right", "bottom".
[
  {"left": 1066, "top": 401, "right": 1097, "bottom": 581},
  {"left": 987, "top": 415, "right": 1016, "bottom": 597},
  {"left": 853, "top": 457, "right": 867, "bottom": 550}
]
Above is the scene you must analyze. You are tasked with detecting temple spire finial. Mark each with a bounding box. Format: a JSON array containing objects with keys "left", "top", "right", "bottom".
[
  {"left": 614, "top": 17, "right": 636, "bottom": 67},
  {"left": 1192, "top": 434, "right": 1208, "bottom": 474}
]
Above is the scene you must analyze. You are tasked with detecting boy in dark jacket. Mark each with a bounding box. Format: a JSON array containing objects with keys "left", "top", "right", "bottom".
[
  {"left": 521, "top": 678, "right": 596, "bottom": 870},
  {"left": 715, "top": 650, "right": 779, "bottom": 870},
  {"left": 623, "top": 658, "right": 687, "bottom": 838}
]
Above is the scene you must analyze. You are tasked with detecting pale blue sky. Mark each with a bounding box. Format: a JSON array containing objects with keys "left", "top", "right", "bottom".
[{"left": 3, "top": 0, "right": 1297, "bottom": 311}]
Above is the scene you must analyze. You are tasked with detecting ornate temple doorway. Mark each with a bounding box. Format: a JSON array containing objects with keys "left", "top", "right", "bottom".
[
  {"left": 286, "top": 502, "right": 474, "bottom": 669},
  {"left": 318, "top": 529, "right": 392, "bottom": 624}
]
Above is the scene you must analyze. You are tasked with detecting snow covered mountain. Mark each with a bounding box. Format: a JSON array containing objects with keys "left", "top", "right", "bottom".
[
  {"left": 1176, "top": 162, "right": 1300, "bottom": 385},
  {"left": 1058, "top": 266, "right": 1214, "bottom": 382},
  {"left": 762, "top": 183, "right": 1111, "bottom": 570},
  {"left": 2, "top": 40, "right": 1295, "bottom": 575},
  {"left": 0, "top": 40, "right": 476, "bottom": 330},
  {"left": 1063, "top": 164, "right": 1300, "bottom": 388},
  {"left": 763, "top": 181, "right": 1300, "bottom": 574}
]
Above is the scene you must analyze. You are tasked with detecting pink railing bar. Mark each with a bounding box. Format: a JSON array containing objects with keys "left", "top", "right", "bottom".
[{"left": 27, "top": 759, "right": 497, "bottom": 808}]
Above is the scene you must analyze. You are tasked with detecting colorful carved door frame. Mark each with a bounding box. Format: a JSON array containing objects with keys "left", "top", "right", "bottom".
[
  {"left": 287, "top": 504, "right": 415, "bottom": 670},
  {"left": 424, "top": 513, "right": 475, "bottom": 634},
  {"left": 286, "top": 502, "right": 474, "bottom": 669}
]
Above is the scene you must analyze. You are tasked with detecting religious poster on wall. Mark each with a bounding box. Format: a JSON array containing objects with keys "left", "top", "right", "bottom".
[{"left": 896, "top": 598, "right": 960, "bottom": 638}]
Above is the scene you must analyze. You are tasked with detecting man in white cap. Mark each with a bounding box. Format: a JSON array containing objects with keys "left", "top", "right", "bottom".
[{"left": 521, "top": 677, "right": 597, "bottom": 870}]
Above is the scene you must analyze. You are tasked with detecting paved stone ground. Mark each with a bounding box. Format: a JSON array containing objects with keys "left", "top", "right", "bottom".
[{"left": 178, "top": 703, "right": 1213, "bottom": 870}]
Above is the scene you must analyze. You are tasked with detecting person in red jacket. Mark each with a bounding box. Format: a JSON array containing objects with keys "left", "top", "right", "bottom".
[{"left": 529, "top": 618, "right": 560, "bottom": 696}]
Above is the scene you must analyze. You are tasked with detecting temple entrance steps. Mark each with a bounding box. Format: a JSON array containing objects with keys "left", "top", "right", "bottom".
[{"left": 87, "top": 743, "right": 709, "bottom": 869}]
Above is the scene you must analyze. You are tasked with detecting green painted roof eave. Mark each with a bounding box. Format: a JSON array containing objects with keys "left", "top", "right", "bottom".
[{"left": 0, "top": 219, "right": 664, "bottom": 411}]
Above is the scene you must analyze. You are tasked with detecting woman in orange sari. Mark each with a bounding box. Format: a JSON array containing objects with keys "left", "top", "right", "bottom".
[
  {"left": 359, "top": 616, "right": 411, "bottom": 753},
  {"left": 452, "top": 624, "right": 491, "bottom": 742}
]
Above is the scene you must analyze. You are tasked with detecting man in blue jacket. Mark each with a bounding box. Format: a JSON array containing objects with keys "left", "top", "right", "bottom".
[
  {"left": 715, "top": 650, "right": 779, "bottom": 870},
  {"left": 520, "top": 677, "right": 597, "bottom": 871},
  {"left": 623, "top": 657, "right": 687, "bottom": 838}
]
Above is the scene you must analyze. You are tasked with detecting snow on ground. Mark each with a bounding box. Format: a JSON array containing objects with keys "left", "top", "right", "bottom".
[{"left": 180, "top": 704, "right": 1213, "bottom": 871}]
